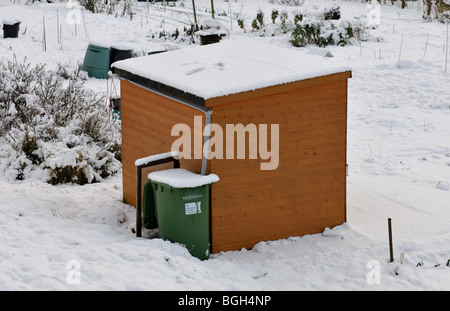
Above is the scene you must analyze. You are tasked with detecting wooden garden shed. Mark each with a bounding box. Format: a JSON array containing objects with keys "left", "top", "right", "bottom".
[{"left": 112, "top": 38, "right": 351, "bottom": 254}]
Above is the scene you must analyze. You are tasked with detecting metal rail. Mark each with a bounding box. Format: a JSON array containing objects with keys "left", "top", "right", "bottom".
[{"left": 135, "top": 154, "right": 180, "bottom": 237}]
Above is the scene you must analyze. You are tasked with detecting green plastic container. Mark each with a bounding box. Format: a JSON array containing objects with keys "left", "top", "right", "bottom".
[
  {"left": 143, "top": 168, "right": 219, "bottom": 260},
  {"left": 82, "top": 43, "right": 110, "bottom": 79}
]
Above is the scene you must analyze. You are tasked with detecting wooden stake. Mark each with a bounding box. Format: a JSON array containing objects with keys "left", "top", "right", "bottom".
[
  {"left": 43, "top": 16, "right": 47, "bottom": 52},
  {"left": 445, "top": 23, "right": 448, "bottom": 73},
  {"left": 229, "top": 1, "right": 232, "bottom": 31},
  {"left": 82, "top": 9, "right": 89, "bottom": 40},
  {"left": 388, "top": 218, "right": 394, "bottom": 262},
  {"left": 398, "top": 33, "right": 404, "bottom": 64},
  {"left": 57, "top": 10, "right": 60, "bottom": 44},
  {"left": 192, "top": 0, "right": 198, "bottom": 25},
  {"left": 424, "top": 33, "right": 429, "bottom": 59}
]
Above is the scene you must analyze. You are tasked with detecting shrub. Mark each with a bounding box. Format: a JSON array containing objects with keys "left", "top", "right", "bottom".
[
  {"left": 270, "top": 0, "right": 305, "bottom": 6},
  {"left": 271, "top": 9, "right": 279, "bottom": 23},
  {"left": 323, "top": 3, "right": 340, "bottom": 20},
  {"left": 279, "top": 10, "right": 290, "bottom": 33},
  {"left": 290, "top": 19, "right": 362, "bottom": 48},
  {"left": 251, "top": 19, "right": 259, "bottom": 32},
  {"left": 79, "top": 0, "right": 134, "bottom": 18},
  {"left": 438, "top": 11, "right": 450, "bottom": 23},
  {"left": 0, "top": 57, "right": 121, "bottom": 185},
  {"left": 294, "top": 13, "right": 304, "bottom": 25},
  {"left": 290, "top": 20, "right": 323, "bottom": 47},
  {"left": 256, "top": 9, "right": 265, "bottom": 28},
  {"left": 237, "top": 17, "right": 245, "bottom": 30}
]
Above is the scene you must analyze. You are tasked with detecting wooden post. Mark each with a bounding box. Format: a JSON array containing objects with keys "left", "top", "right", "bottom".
[
  {"left": 424, "top": 33, "right": 429, "bottom": 59},
  {"left": 57, "top": 10, "right": 60, "bottom": 44},
  {"left": 43, "top": 16, "right": 47, "bottom": 52},
  {"left": 388, "top": 218, "right": 394, "bottom": 262},
  {"left": 192, "top": 0, "right": 198, "bottom": 25},
  {"left": 211, "top": 0, "right": 215, "bottom": 19},
  {"left": 82, "top": 9, "right": 88, "bottom": 39},
  {"left": 398, "top": 33, "right": 404, "bottom": 64},
  {"left": 445, "top": 23, "right": 448, "bottom": 73},
  {"left": 136, "top": 166, "right": 142, "bottom": 237}
]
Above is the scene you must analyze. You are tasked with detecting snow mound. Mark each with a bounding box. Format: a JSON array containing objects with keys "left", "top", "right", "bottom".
[{"left": 148, "top": 168, "right": 219, "bottom": 188}]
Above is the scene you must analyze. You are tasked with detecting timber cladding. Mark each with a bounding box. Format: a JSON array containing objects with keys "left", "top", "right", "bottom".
[
  {"left": 206, "top": 76, "right": 348, "bottom": 253},
  {"left": 120, "top": 71, "right": 350, "bottom": 254},
  {"left": 121, "top": 80, "right": 204, "bottom": 208}
]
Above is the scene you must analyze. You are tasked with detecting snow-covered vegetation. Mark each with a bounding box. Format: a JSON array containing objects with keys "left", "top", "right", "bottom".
[{"left": 0, "top": 58, "right": 121, "bottom": 184}]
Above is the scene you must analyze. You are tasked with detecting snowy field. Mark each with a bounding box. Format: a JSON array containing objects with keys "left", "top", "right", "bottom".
[{"left": 0, "top": 0, "right": 450, "bottom": 290}]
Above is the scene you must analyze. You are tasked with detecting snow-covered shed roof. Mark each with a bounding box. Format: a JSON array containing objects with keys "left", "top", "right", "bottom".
[
  {"left": 2, "top": 19, "right": 21, "bottom": 25},
  {"left": 112, "top": 38, "right": 351, "bottom": 105}
]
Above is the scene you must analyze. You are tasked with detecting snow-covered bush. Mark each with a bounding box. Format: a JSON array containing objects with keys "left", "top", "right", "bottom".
[
  {"left": 269, "top": 0, "right": 305, "bottom": 6},
  {"left": 0, "top": 57, "right": 121, "bottom": 185},
  {"left": 290, "top": 20, "right": 323, "bottom": 47},
  {"left": 79, "top": 0, "right": 134, "bottom": 19},
  {"left": 244, "top": 5, "right": 367, "bottom": 47},
  {"left": 422, "top": 0, "right": 450, "bottom": 21},
  {"left": 271, "top": 9, "right": 279, "bottom": 24},
  {"left": 250, "top": 9, "right": 265, "bottom": 32},
  {"left": 438, "top": 11, "right": 450, "bottom": 23},
  {"left": 323, "top": 3, "right": 341, "bottom": 20},
  {"left": 237, "top": 17, "right": 245, "bottom": 31},
  {"left": 290, "top": 19, "right": 357, "bottom": 47}
]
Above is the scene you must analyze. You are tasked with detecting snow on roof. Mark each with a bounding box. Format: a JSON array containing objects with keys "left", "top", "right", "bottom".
[
  {"left": 112, "top": 38, "right": 351, "bottom": 101},
  {"left": 88, "top": 40, "right": 111, "bottom": 49},
  {"left": 148, "top": 168, "right": 219, "bottom": 188},
  {"left": 111, "top": 42, "right": 133, "bottom": 51},
  {"left": 88, "top": 40, "right": 132, "bottom": 50},
  {"left": 2, "top": 19, "right": 21, "bottom": 25},
  {"left": 135, "top": 151, "right": 179, "bottom": 167}
]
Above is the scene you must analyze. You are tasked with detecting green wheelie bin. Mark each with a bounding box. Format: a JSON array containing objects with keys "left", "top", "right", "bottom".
[
  {"left": 82, "top": 42, "right": 110, "bottom": 79},
  {"left": 143, "top": 168, "right": 219, "bottom": 260}
]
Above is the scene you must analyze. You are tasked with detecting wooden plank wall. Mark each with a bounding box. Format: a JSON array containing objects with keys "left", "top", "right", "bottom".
[
  {"left": 208, "top": 78, "right": 348, "bottom": 253},
  {"left": 121, "top": 80, "right": 204, "bottom": 207}
]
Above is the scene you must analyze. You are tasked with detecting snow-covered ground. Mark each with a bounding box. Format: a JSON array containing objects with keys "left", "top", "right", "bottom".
[{"left": 0, "top": 0, "right": 449, "bottom": 290}]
